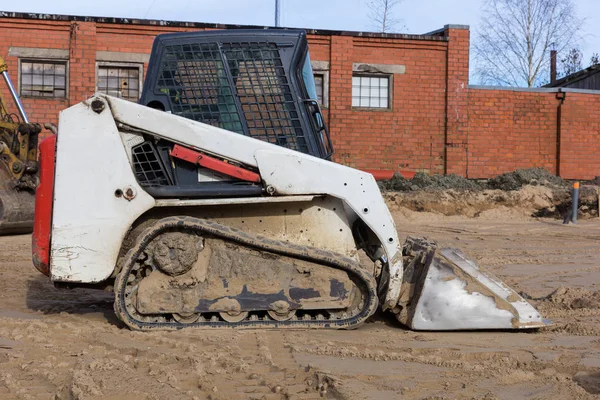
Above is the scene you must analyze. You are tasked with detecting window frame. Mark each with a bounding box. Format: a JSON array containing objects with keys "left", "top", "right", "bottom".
[
  {"left": 312, "top": 70, "right": 329, "bottom": 108},
  {"left": 351, "top": 73, "right": 393, "bottom": 111},
  {"left": 95, "top": 61, "right": 144, "bottom": 102},
  {"left": 18, "top": 58, "right": 69, "bottom": 99}
]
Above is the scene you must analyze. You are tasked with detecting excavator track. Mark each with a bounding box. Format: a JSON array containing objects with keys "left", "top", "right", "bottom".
[{"left": 114, "top": 216, "right": 379, "bottom": 330}]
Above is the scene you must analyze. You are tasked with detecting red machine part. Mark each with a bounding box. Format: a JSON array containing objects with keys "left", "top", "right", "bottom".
[
  {"left": 32, "top": 135, "right": 56, "bottom": 276},
  {"left": 171, "top": 144, "right": 261, "bottom": 183},
  {"left": 171, "top": 144, "right": 410, "bottom": 183}
]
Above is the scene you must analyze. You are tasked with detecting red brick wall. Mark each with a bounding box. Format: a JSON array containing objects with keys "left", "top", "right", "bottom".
[
  {"left": 331, "top": 37, "right": 448, "bottom": 173},
  {"left": 1, "top": 16, "right": 599, "bottom": 180},
  {"left": 0, "top": 19, "right": 70, "bottom": 126},
  {"left": 1, "top": 16, "right": 453, "bottom": 173},
  {"left": 466, "top": 89, "right": 559, "bottom": 178},
  {"left": 464, "top": 88, "right": 600, "bottom": 180},
  {"left": 444, "top": 27, "right": 471, "bottom": 176},
  {"left": 559, "top": 92, "right": 600, "bottom": 179},
  {"left": 69, "top": 22, "right": 97, "bottom": 105}
]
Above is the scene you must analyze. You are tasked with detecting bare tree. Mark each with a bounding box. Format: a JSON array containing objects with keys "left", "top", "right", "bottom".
[
  {"left": 367, "top": 0, "right": 404, "bottom": 33},
  {"left": 591, "top": 53, "right": 600, "bottom": 66},
  {"left": 473, "top": 0, "right": 584, "bottom": 87},
  {"left": 560, "top": 48, "right": 583, "bottom": 77}
]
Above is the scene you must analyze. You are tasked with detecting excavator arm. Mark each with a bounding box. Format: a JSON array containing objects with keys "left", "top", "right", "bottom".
[{"left": 0, "top": 55, "right": 42, "bottom": 234}]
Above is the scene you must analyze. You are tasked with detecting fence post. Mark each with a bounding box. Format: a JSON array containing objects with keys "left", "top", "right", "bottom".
[
  {"left": 571, "top": 182, "right": 579, "bottom": 224},
  {"left": 597, "top": 187, "right": 599, "bottom": 219}
]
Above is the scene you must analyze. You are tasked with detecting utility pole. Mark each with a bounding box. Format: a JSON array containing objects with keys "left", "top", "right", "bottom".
[{"left": 275, "top": 0, "right": 281, "bottom": 27}]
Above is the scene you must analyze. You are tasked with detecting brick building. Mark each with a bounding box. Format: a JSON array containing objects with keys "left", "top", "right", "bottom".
[{"left": 1, "top": 12, "right": 599, "bottom": 180}]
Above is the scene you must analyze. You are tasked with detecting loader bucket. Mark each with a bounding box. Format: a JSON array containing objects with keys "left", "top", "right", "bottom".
[
  {"left": 393, "top": 237, "right": 550, "bottom": 330},
  {"left": 0, "top": 167, "right": 35, "bottom": 235}
]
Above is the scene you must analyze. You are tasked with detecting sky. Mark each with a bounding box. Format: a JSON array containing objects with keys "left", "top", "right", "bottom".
[{"left": 2, "top": 0, "right": 599, "bottom": 72}]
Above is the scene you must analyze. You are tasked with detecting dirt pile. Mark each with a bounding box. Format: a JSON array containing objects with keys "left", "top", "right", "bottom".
[
  {"left": 385, "top": 185, "right": 561, "bottom": 220},
  {"left": 533, "top": 185, "right": 599, "bottom": 220},
  {"left": 380, "top": 168, "right": 569, "bottom": 193},
  {"left": 533, "top": 287, "right": 600, "bottom": 336},
  {"left": 538, "top": 287, "right": 600, "bottom": 311},
  {"left": 487, "top": 168, "right": 568, "bottom": 191},
  {"left": 381, "top": 172, "right": 482, "bottom": 192},
  {"left": 381, "top": 168, "right": 599, "bottom": 220}
]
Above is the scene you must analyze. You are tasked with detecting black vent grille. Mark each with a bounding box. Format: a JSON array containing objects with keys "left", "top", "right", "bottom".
[
  {"left": 131, "top": 142, "right": 170, "bottom": 187},
  {"left": 155, "top": 41, "right": 307, "bottom": 152}
]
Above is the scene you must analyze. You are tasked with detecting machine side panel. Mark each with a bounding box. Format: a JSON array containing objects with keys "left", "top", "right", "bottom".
[
  {"left": 50, "top": 100, "right": 155, "bottom": 283},
  {"left": 253, "top": 150, "right": 400, "bottom": 261},
  {"left": 105, "top": 95, "right": 401, "bottom": 263}
]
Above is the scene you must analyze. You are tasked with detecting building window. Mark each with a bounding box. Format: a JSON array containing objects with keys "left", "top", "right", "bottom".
[
  {"left": 312, "top": 71, "right": 329, "bottom": 108},
  {"left": 352, "top": 75, "right": 390, "bottom": 108},
  {"left": 20, "top": 60, "right": 67, "bottom": 98},
  {"left": 97, "top": 64, "right": 142, "bottom": 101},
  {"left": 314, "top": 73, "right": 324, "bottom": 105}
]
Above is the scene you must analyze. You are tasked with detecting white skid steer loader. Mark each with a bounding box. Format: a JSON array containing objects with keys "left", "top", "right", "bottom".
[{"left": 32, "top": 30, "right": 549, "bottom": 331}]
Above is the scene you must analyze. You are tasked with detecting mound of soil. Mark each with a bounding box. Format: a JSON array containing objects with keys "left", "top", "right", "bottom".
[
  {"left": 381, "top": 168, "right": 599, "bottom": 220},
  {"left": 380, "top": 168, "right": 569, "bottom": 193},
  {"left": 380, "top": 172, "right": 483, "bottom": 192},
  {"left": 385, "top": 185, "right": 558, "bottom": 220},
  {"left": 487, "top": 168, "right": 568, "bottom": 191},
  {"left": 533, "top": 185, "right": 599, "bottom": 220},
  {"left": 538, "top": 287, "right": 600, "bottom": 311}
]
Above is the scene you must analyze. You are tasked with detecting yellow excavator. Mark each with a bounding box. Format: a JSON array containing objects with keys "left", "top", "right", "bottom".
[{"left": 0, "top": 56, "right": 42, "bottom": 235}]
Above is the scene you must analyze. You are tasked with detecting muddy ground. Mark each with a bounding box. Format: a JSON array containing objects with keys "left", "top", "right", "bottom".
[{"left": 1, "top": 193, "right": 600, "bottom": 399}]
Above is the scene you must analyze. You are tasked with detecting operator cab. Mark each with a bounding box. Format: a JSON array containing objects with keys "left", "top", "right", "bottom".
[{"left": 140, "top": 29, "right": 333, "bottom": 160}]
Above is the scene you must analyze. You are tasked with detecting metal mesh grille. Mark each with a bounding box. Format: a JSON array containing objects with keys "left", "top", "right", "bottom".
[
  {"left": 156, "top": 43, "right": 243, "bottom": 133},
  {"left": 155, "top": 41, "right": 306, "bottom": 152},
  {"left": 131, "top": 142, "right": 170, "bottom": 186},
  {"left": 223, "top": 43, "right": 305, "bottom": 150}
]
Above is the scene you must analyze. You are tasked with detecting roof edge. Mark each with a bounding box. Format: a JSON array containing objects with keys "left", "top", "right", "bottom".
[
  {"left": 544, "top": 64, "right": 600, "bottom": 88},
  {"left": 0, "top": 11, "right": 449, "bottom": 41},
  {"left": 469, "top": 85, "right": 600, "bottom": 95},
  {"left": 424, "top": 24, "right": 470, "bottom": 36}
]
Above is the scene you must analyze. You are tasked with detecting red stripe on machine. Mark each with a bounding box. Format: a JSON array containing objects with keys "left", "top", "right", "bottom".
[
  {"left": 32, "top": 135, "right": 56, "bottom": 277},
  {"left": 171, "top": 144, "right": 261, "bottom": 183}
]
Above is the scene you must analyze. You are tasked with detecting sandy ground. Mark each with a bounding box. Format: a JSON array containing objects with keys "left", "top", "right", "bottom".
[{"left": 1, "top": 209, "right": 599, "bottom": 399}]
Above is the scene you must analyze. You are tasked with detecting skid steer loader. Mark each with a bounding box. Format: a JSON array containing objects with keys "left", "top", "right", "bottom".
[
  {"left": 32, "top": 30, "right": 549, "bottom": 331},
  {"left": 0, "top": 56, "right": 42, "bottom": 235}
]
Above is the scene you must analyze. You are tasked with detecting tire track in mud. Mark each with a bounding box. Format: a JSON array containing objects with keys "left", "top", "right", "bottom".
[
  {"left": 0, "top": 316, "right": 323, "bottom": 399},
  {"left": 2, "top": 219, "right": 600, "bottom": 399},
  {"left": 288, "top": 333, "right": 600, "bottom": 400},
  {"left": 196, "top": 332, "right": 323, "bottom": 400}
]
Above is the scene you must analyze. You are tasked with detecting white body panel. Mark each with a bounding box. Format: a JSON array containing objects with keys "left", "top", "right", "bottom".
[
  {"left": 254, "top": 150, "right": 398, "bottom": 257},
  {"left": 49, "top": 95, "right": 401, "bottom": 283},
  {"left": 51, "top": 100, "right": 155, "bottom": 282}
]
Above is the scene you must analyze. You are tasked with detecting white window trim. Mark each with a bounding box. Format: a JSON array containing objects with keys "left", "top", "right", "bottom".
[
  {"left": 18, "top": 58, "right": 69, "bottom": 99},
  {"left": 95, "top": 61, "right": 144, "bottom": 101}
]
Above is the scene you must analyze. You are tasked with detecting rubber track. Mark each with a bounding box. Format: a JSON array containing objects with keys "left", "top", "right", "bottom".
[{"left": 114, "top": 216, "right": 379, "bottom": 330}]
